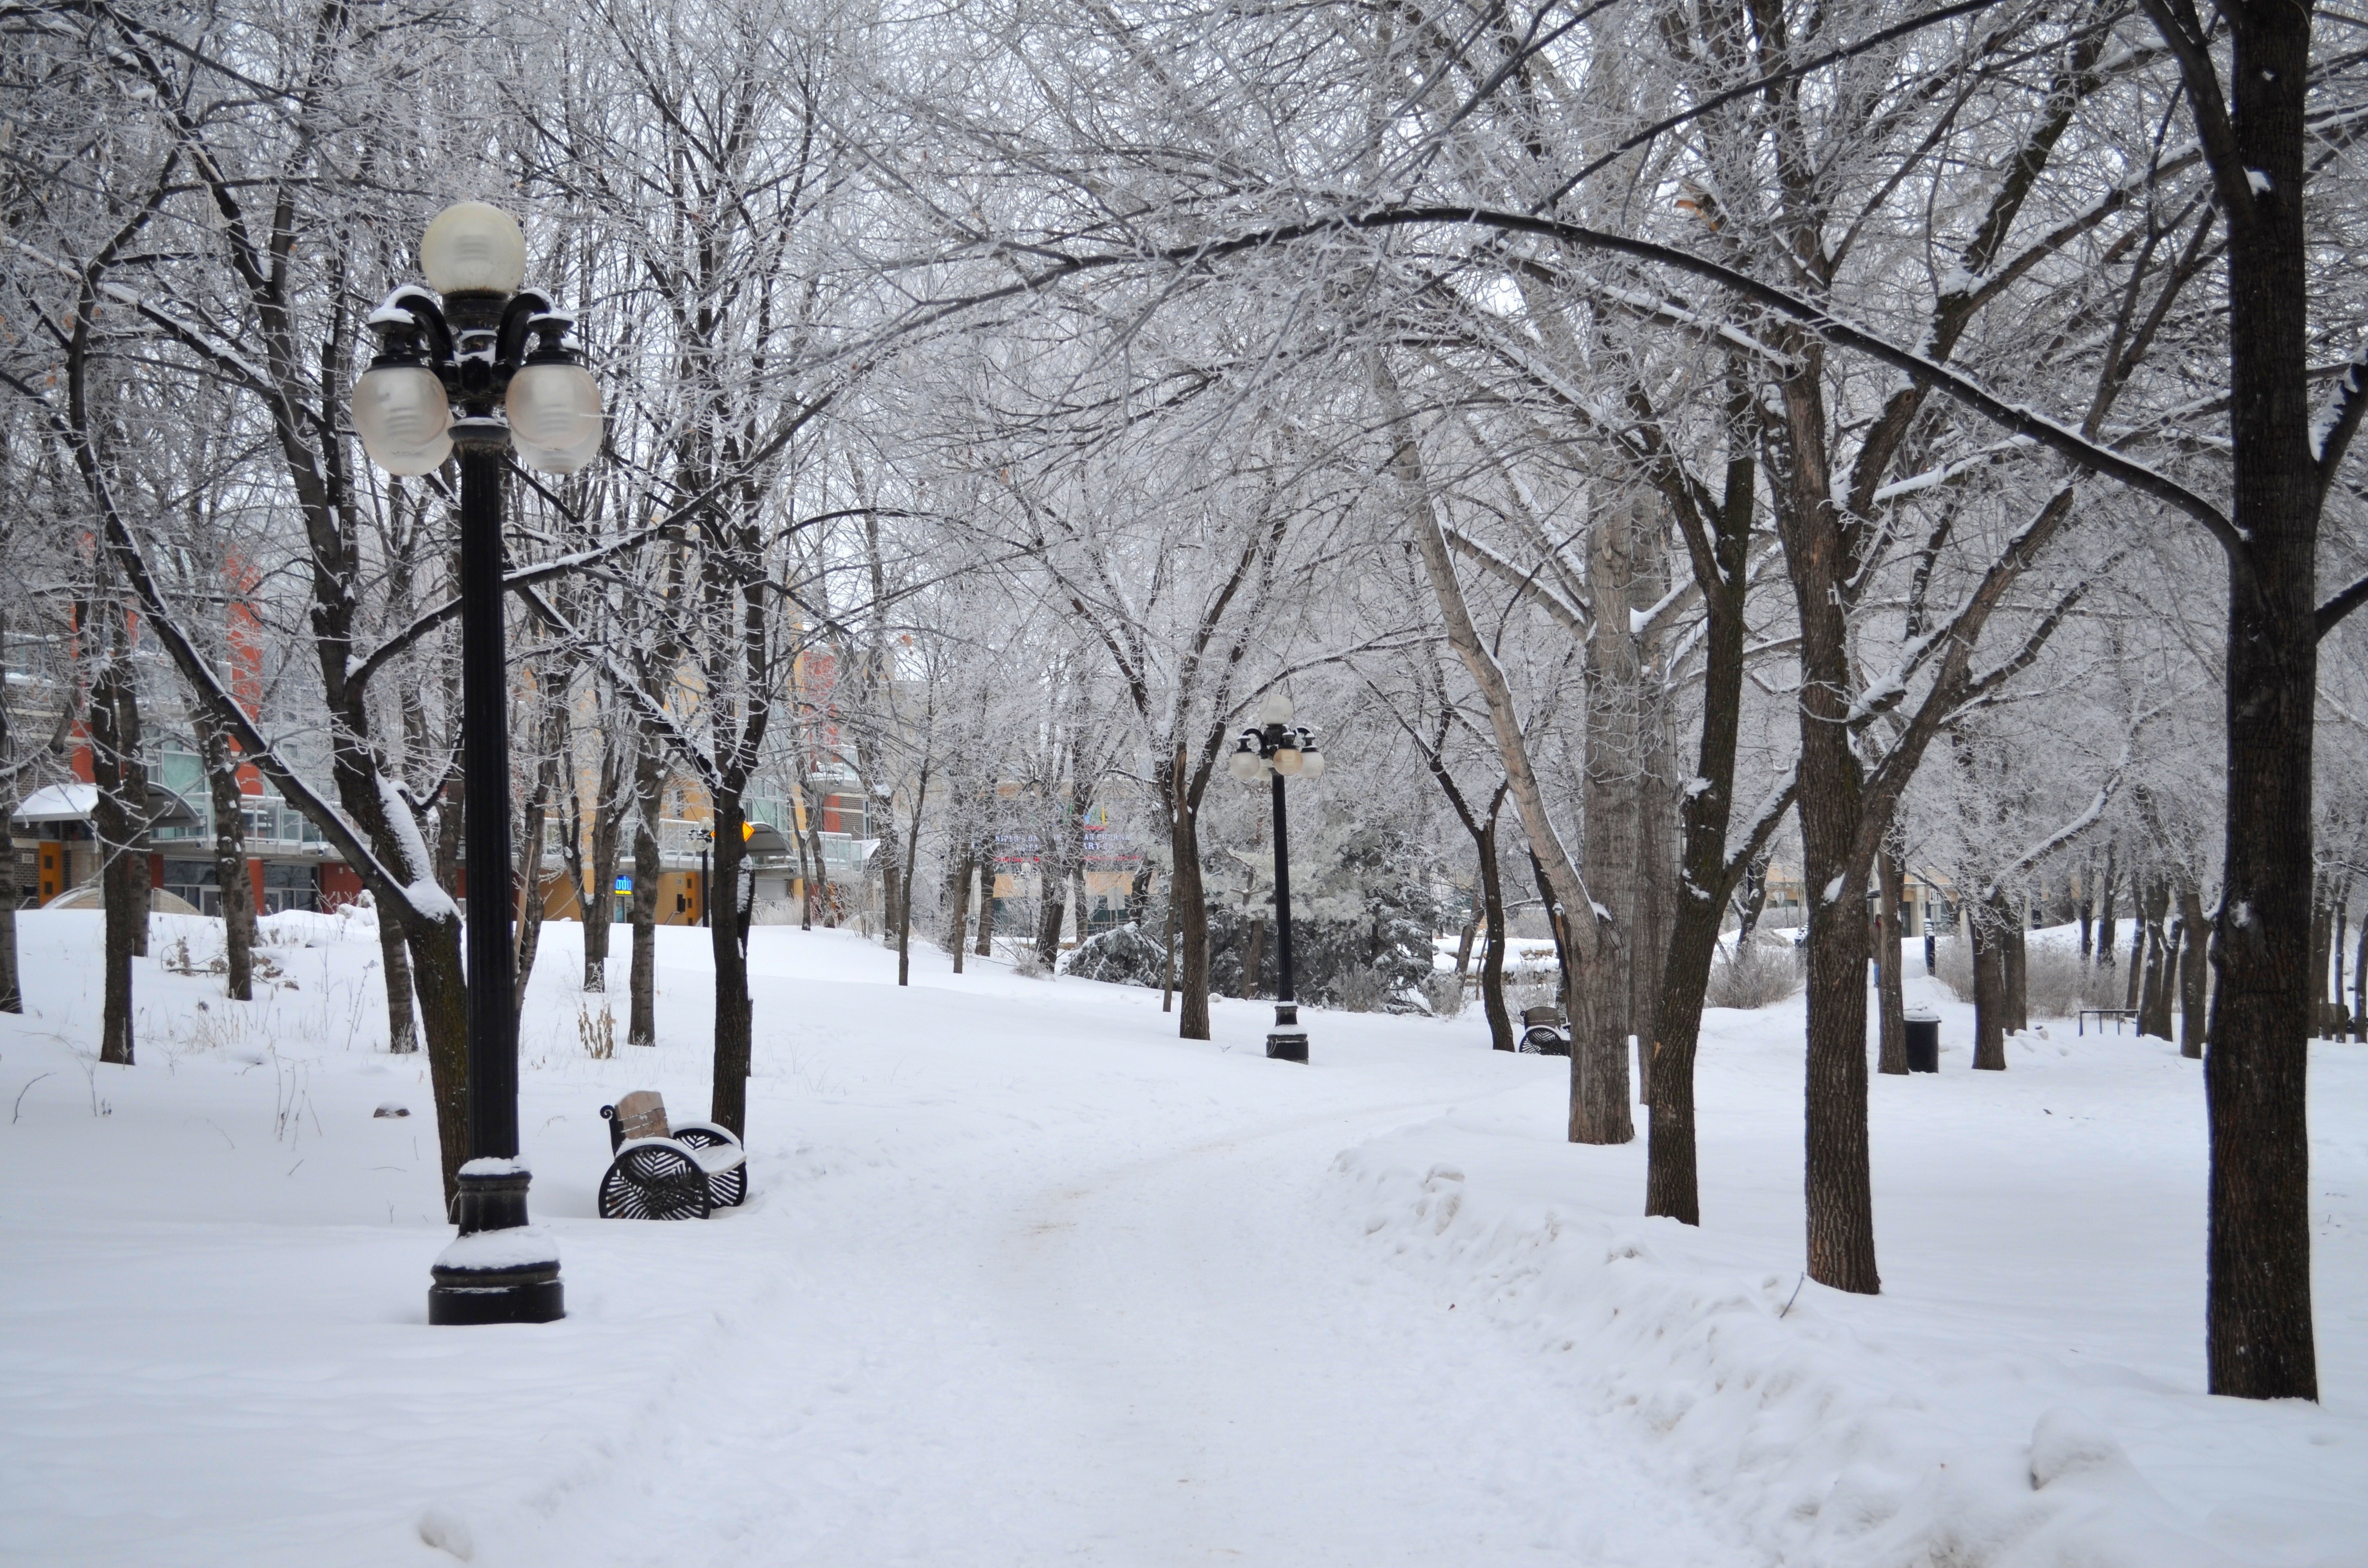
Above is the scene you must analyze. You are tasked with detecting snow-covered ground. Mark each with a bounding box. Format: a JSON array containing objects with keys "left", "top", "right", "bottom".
[{"left": 1, "top": 908, "right": 2361, "bottom": 1567}]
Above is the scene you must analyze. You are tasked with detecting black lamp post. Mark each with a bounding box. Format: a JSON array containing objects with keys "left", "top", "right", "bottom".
[
  {"left": 1227, "top": 692, "right": 1326, "bottom": 1062},
  {"left": 352, "top": 202, "right": 603, "bottom": 1326}
]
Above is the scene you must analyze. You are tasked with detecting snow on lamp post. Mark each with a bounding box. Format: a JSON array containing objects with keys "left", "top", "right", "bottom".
[
  {"left": 352, "top": 201, "right": 602, "bottom": 1326},
  {"left": 1227, "top": 690, "right": 1325, "bottom": 1062}
]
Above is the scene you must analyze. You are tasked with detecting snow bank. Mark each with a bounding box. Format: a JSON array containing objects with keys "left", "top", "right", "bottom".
[{"left": 1331, "top": 1088, "right": 2355, "bottom": 1568}]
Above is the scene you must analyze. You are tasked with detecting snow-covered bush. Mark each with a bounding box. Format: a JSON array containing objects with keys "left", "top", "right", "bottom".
[
  {"left": 1705, "top": 940, "right": 1803, "bottom": 1009},
  {"left": 1334, "top": 963, "right": 1390, "bottom": 1013},
  {"left": 1064, "top": 921, "right": 1168, "bottom": 985},
  {"left": 1422, "top": 972, "right": 1468, "bottom": 1017},
  {"left": 1931, "top": 935, "right": 2126, "bottom": 1017}
]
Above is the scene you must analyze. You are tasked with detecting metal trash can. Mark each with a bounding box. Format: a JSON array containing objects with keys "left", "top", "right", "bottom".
[{"left": 1903, "top": 1007, "right": 1941, "bottom": 1073}]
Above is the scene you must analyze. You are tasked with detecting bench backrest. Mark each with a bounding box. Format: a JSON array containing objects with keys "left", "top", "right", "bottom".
[
  {"left": 1521, "top": 1005, "right": 1566, "bottom": 1029},
  {"left": 613, "top": 1090, "right": 670, "bottom": 1142}
]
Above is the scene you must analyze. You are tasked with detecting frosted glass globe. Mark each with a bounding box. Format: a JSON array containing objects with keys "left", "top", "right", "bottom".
[
  {"left": 505, "top": 362, "right": 604, "bottom": 474},
  {"left": 350, "top": 365, "right": 451, "bottom": 473},
  {"left": 1227, "top": 745, "right": 1264, "bottom": 782},
  {"left": 1257, "top": 691, "right": 1294, "bottom": 726},
  {"left": 1271, "top": 746, "right": 1304, "bottom": 776},
  {"left": 376, "top": 432, "right": 454, "bottom": 478},
  {"left": 420, "top": 202, "right": 528, "bottom": 295},
  {"left": 1299, "top": 748, "right": 1325, "bottom": 780}
]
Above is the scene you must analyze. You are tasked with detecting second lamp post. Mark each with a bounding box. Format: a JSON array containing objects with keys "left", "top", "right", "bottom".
[
  {"left": 1228, "top": 692, "right": 1326, "bottom": 1061},
  {"left": 351, "top": 201, "right": 604, "bottom": 1325}
]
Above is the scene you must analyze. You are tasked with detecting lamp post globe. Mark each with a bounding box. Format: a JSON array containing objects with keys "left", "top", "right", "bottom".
[
  {"left": 1235, "top": 692, "right": 1326, "bottom": 1062},
  {"left": 352, "top": 202, "right": 603, "bottom": 1326}
]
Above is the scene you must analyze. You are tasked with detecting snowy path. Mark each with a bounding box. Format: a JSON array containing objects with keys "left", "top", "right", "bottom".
[{"left": 530, "top": 1065, "right": 1746, "bottom": 1565}]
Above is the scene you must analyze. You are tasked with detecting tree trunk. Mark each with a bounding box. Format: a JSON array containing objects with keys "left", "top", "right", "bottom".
[
  {"left": 628, "top": 739, "right": 663, "bottom": 1046},
  {"left": 2126, "top": 872, "right": 2148, "bottom": 1011},
  {"left": 1476, "top": 812, "right": 1514, "bottom": 1054},
  {"left": 512, "top": 752, "right": 552, "bottom": 1029},
  {"left": 2322, "top": 894, "right": 2347, "bottom": 1039},
  {"left": 1170, "top": 743, "right": 1212, "bottom": 1041},
  {"left": 898, "top": 767, "right": 928, "bottom": 987},
  {"left": 582, "top": 737, "right": 625, "bottom": 992},
  {"left": 2306, "top": 892, "right": 2331, "bottom": 1036},
  {"left": 377, "top": 908, "right": 418, "bottom": 1054},
  {"left": 0, "top": 845, "right": 17, "bottom": 1014},
  {"left": 709, "top": 793, "right": 752, "bottom": 1137},
  {"left": 1876, "top": 849, "right": 1908, "bottom": 1075},
  {"left": 0, "top": 613, "right": 17, "bottom": 1015},
  {"left": 2097, "top": 840, "right": 2120, "bottom": 969},
  {"left": 1575, "top": 494, "right": 1643, "bottom": 1146},
  {"left": 2078, "top": 854, "right": 2095, "bottom": 962},
  {"left": 1645, "top": 395, "right": 1761, "bottom": 1225},
  {"left": 2141, "top": 877, "right": 2176, "bottom": 1040},
  {"left": 1244, "top": 916, "right": 1266, "bottom": 998},
  {"left": 2354, "top": 911, "right": 2366, "bottom": 1044},
  {"left": 1972, "top": 897, "right": 2008, "bottom": 1071},
  {"left": 1630, "top": 751, "right": 1678, "bottom": 1107},
  {"left": 1734, "top": 849, "right": 1771, "bottom": 949},
  {"left": 975, "top": 857, "right": 996, "bottom": 957},
  {"left": 90, "top": 653, "right": 140, "bottom": 1066},
  {"left": 1160, "top": 861, "right": 1176, "bottom": 1012},
  {"left": 2179, "top": 882, "right": 2210, "bottom": 1058},
  {"left": 947, "top": 844, "right": 974, "bottom": 974},
  {"left": 193, "top": 709, "right": 255, "bottom": 1001},
  {"left": 2001, "top": 899, "right": 2028, "bottom": 1035}
]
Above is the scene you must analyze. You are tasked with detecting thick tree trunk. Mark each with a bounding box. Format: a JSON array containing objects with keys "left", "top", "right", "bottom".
[
  {"left": 194, "top": 710, "right": 255, "bottom": 1001},
  {"left": 709, "top": 795, "right": 752, "bottom": 1136},
  {"left": 1972, "top": 898, "right": 2008, "bottom": 1071},
  {"left": 1772, "top": 358, "right": 1882, "bottom": 1294},
  {"left": 2172, "top": 0, "right": 2324, "bottom": 1398},
  {"left": 2179, "top": 882, "right": 2210, "bottom": 1058},
  {"left": 1876, "top": 850, "right": 1908, "bottom": 1076},
  {"left": 628, "top": 741, "right": 663, "bottom": 1046},
  {"left": 975, "top": 859, "right": 997, "bottom": 957},
  {"left": 1575, "top": 495, "right": 1643, "bottom": 1146},
  {"left": 2146, "top": 877, "right": 2178, "bottom": 1040},
  {"left": 1244, "top": 916, "right": 1266, "bottom": 998},
  {"left": 1630, "top": 751, "right": 1678, "bottom": 1107}
]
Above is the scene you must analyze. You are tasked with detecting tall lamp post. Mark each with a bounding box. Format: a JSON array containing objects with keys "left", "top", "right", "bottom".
[
  {"left": 1226, "top": 692, "right": 1325, "bottom": 1062},
  {"left": 351, "top": 202, "right": 603, "bottom": 1325}
]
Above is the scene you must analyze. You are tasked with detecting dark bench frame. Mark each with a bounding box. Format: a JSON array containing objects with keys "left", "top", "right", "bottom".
[{"left": 596, "top": 1092, "right": 748, "bottom": 1219}]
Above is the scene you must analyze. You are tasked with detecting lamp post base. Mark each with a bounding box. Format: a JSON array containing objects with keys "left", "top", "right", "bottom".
[
  {"left": 428, "top": 1271, "right": 566, "bottom": 1325},
  {"left": 1267, "top": 1003, "right": 1308, "bottom": 1063},
  {"left": 428, "top": 1162, "right": 564, "bottom": 1325}
]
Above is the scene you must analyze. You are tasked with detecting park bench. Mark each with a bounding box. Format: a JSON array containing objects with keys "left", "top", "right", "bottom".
[
  {"left": 2077, "top": 1008, "right": 2142, "bottom": 1036},
  {"left": 1517, "top": 1005, "right": 1572, "bottom": 1056},
  {"left": 596, "top": 1090, "right": 748, "bottom": 1220}
]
